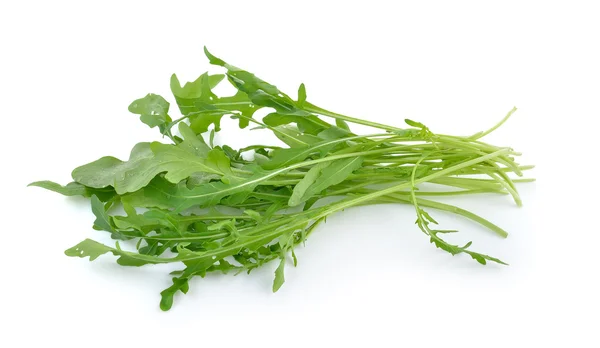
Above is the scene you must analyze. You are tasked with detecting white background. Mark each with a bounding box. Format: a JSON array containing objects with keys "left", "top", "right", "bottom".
[{"left": 1, "top": 1, "right": 598, "bottom": 347}]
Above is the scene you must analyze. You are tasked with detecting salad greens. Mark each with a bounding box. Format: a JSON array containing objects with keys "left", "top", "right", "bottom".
[{"left": 30, "top": 47, "right": 533, "bottom": 310}]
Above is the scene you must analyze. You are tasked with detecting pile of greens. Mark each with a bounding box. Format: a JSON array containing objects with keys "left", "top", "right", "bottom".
[{"left": 30, "top": 47, "right": 533, "bottom": 310}]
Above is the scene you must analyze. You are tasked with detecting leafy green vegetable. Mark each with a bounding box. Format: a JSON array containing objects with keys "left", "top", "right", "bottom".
[
  {"left": 292, "top": 156, "right": 364, "bottom": 205},
  {"left": 29, "top": 47, "right": 534, "bottom": 311},
  {"left": 90, "top": 195, "right": 115, "bottom": 233},
  {"left": 27, "top": 181, "right": 115, "bottom": 201},
  {"left": 128, "top": 94, "right": 172, "bottom": 129}
]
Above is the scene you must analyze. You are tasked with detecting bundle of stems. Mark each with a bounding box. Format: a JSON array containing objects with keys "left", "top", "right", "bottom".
[{"left": 30, "top": 47, "right": 533, "bottom": 310}]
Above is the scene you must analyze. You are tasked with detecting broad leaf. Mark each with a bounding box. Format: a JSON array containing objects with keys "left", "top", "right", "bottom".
[{"left": 71, "top": 142, "right": 154, "bottom": 191}]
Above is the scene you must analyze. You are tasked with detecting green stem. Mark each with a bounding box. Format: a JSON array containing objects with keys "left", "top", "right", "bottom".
[
  {"left": 470, "top": 107, "right": 518, "bottom": 140},
  {"left": 304, "top": 102, "right": 405, "bottom": 132},
  {"left": 371, "top": 194, "right": 509, "bottom": 237}
]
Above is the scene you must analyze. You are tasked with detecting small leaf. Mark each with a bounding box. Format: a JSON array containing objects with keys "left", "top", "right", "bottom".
[
  {"left": 297, "top": 83, "right": 306, "bottom": 107},
  {"left": 317, "top": 126, "right": 352, "bottom": 140},
  {"left": 405, "top": 119, "right": 427, "bottom": 129},
  {"left": 90, "top": 195, "right": 114, "bottom": 232},
  {"left": 292, "top": 156, "right": 365, "bottom": 206},
  {"left": 178, "top": 123, "right": 211, "bottom": 156},
  {"left": 273, "top": 257, "right": 286, "bottom": 292},
  {"left": 263, "top": 112, "right": 327, "bottom": 135},
  {"left": 303, "top": 196, "right": 320, "bottom": 211},
  {"left": 128, "top": 94, "right": 172, "bottom": 128},
  {"left": 335, "top": 119, "right": 351, "bottom": 131},
  {"left": 203, "top": 46, "right": 226, "bottom": 66},
  {"left": 273, "top": 125, "right": 322, "bottom": 148},
  {"left": 29, "top": 180, "right": 87, "bottom": 196},
  {"left": 28, "top": 181, "right": 115, "bottom": 201},
  {"left": 64, "top": 238, "right": 113, "bottom": 261},
  {"left": 471, "top": 254, "right": 487, "bottom": 265},
  {"left": 289, "top": 162, "right": 330, "bottom": 206},
  {"left": 160, "top": 277, "right": 189, "bottom": 311},
  {"left": 244, "top": 209, "right": 263, "bottom": 222},
  {"left": 420, "top": 209, "right": 439, "bottom": 224}
]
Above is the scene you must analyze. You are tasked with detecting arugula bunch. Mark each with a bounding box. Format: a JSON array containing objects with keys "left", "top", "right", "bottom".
[{"left": 30, "top": 47, "right": 533, "bottom": 310}]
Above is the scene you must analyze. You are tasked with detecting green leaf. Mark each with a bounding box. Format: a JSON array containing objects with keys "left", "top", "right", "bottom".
[
  {"left": 28, "top": 181, "right": 116, "bottom": 201},
  {"left": 204, "top": 47, "right": 304, "bottom": 116},
  {"left": 244, "top": 209, "right": 263, "bottom": 222},
  {"left": 170, "top": 72, "right": 224, "bottom": 118},
  {"left": 177, "top": 122, "right": 211, "bottom": 156},
  {"left": 335, "top": 119, "right": 351, "bottom": 131},
  {"left": 289, "top": 162, "right": 330, "bottom": 207},
  {"left": 120, "top": 185, "right": 175, "bottom": 209},
  {"left": 74, "top": 140, "right": 233, "bottom": 195},
  {"left": 128, "top": 94, "right": 172, "bottom": 128},
  {"left": 186, "top": 172, "right": 221, "bottom": 188},
  {"left": 112, "top": 206, "right": 194, "bottom": 233},
  {"left": 273, "top": 125, "right": 321, "bottom": 148},
  {"left": 142, "top": 168, "right": 267, "bottom": 212},
  {"left": 160, "top": 277, "right": 189, "bottom": 311},
  {"left": 209, "top": 129, "right": 215, "bottom": 148},
  {"left": 172, "top": 71, "right": 261, "bottom": 132},
  {"left": 303, "top": 196, "right": 320, "bottom": 211},
  {"left": 261, "top": 137, "right": 347, "bottom": 170},
  {"left": 297, "top": 83, "right": 306, "bottom": 107},
  {"left": 65, "top": 239, "right": 113, "bottom": 261},
  {"left": 273, "top": 256, "right": 286, "bottom": 292},
  {"left": 195, "top": 90, "right": 260, "bottom": 130},
  {"left": 65, "top": 237, "right": 186, "bottom": 267},
  {"left": 90, "top": 195, "right": 114, "bottom": 232},
  {"left": 317, "top": 126, "right": 353, "bottom": 140},
  {"left": 29, "top": 180, "right": 87, "bottom": 196},
  {"left": 263, "top": 112, "right": 329, "bottom": 135},
  {"left": 290, "top": 157, "right": 365, "bottom": 206},
  {"left": 170, "top": 73, "right": 224, "bottom": 112},
  {"left": 71, "top": 142, "right": 153, "bottom": 191},
  {"left": 405, "top": 119, "right": 427, "bottom": 129},
  {"left": 203, "top": 46, "right": 227, "bottom": 66}
]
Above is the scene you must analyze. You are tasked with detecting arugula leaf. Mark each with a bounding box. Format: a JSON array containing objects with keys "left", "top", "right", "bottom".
[
  {"left": 171, "top": 72, "right": 261, "bottom": 132},
  {"left": 64, "top": 238, "right": 114, "bottom": 261},
  {"left": 289, "top": 162, "right": 330, "bottom": 207},
  {"left": 261, "top": 136, "right": 353, "bottom": 170},
  {"left": 160, "top": 277, "right": 189, "bottom": 311},
  {"left": 204, "top": 47, "right": 306, "bottom": 116},
  {"left": 28, "top": 181, "right": 116, "bottom": 201},
  {"left": 195, "top": 90, "right": 261, "bottom": 130},
  {"left": 128, "top": 94, "right": 173, "bottom": 132},
  {"left": 263, "top": 112, "right": 330, "bottom": 135},
  {"left": 177, "top": 122, "right": 211, "bottom": 156},
  {"left": 289, "top": 157, "right": 364, "bottom": 206},
  {"left": 142, "top": 168, "right": 267, "bottom": 211},
  {"left": 272, "top": 125, "right": 322, "bottom": 148},
  {"left": 273, "top": 256, "right": 286, "bottom": 292},
  {"left": 90, "top": 195, "right": 115, "bottom": 233},
  {"left": 297, "top": 83, "right": 307, "bottom": 107},
  {"left": 72, "top": 135, "right": 234, "bottom": 194},
  {"left": 170, "top": 72, "right": 224, "bottom": 115},
  {"left": 71, "top": 142, "right": 154, "bottom": 191}
]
